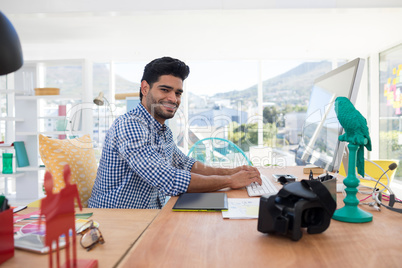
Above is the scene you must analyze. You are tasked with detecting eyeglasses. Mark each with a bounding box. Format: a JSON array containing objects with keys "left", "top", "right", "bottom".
[{"left": 76, "top": 220, "right": 105, "bottom": 251}]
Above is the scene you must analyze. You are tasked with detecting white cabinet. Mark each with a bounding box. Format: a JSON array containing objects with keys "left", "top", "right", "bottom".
[
  {"left": 15, "top": 97, "right": 39, "bottom": 200},
  {"left": 1, "top": 74, "right": 24, "bottom": 199},
  {"left": 1, "top": 60, "right": 88, "bottom": 204},
  {"left": 13, "top": 95, "right": 81, "bottom": 201}
]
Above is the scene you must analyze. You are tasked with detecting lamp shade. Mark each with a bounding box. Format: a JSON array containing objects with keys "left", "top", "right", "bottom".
[
  {"left": 0, "top": 11, "right": 23, "bottom": 75},
  {"left": 93, "top": 92, "right": 105, "bottom": 106}
]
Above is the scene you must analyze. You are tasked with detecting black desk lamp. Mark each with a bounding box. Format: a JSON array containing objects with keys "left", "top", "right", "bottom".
[{"left": 0, "top": 11, "right": 23, "bottom": 75}]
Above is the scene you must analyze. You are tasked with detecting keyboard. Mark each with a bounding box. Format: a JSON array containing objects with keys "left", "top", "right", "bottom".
[{"left": 246, "top": 174, "right": 279, "bottom": 197}]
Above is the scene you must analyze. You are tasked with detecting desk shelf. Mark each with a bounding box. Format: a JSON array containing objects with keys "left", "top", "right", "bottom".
[
  {"left": 0, "top": 89, "right": 25, "bottom": 95},
  {"left": 0, "top": 117, "right": 24, "bottom": 122},
  {"left": 16, "top": 166, "right": 46, "bottom": 172},
  {"left": 0, "top": 172, "right": 25, "bottom": 178},
  {"left": 0, "top": 146, "right": 14, "bottom": 150}
]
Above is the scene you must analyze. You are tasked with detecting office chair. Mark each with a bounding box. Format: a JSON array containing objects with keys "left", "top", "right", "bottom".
[
  {"left": 339, "top": 159, "right": 399, "bottom": 191},
  {"left": 187, "top": 137, "right": 252, "bottom": 168}
]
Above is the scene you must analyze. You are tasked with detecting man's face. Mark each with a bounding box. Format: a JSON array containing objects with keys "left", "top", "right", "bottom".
[{"left": 141, "top": 75, "right": 183, "bottom": 124}]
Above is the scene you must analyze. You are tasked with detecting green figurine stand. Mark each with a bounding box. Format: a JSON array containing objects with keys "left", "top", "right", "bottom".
[{"left": 332, "top": 143, "right": 373, "bottom": 223}]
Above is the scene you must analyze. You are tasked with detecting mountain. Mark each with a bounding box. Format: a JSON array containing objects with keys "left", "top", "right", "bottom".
[
  {"left": 93, "top": 64, "right": 140, "bottom": 94},
  {"left": 213, "top": 61, "right": 333, "bottom": 107},
  {"left": 45, "top": 63, "right": 140, "bottom": 95}
]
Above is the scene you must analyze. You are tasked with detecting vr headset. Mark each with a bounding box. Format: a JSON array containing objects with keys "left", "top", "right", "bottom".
[{"left": 258, "top": 179, "right": 336, "bottom": 241}]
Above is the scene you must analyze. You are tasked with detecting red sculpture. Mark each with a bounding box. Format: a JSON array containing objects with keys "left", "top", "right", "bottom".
[
  {"left": 39, "top": 171, "right": 62, "bottom": 268},
  {"left": 58, "top": 165, "right": 83, "bottom": 267},
  {"left": 39, "top": 165, "right": 97, "bottom": 268}
]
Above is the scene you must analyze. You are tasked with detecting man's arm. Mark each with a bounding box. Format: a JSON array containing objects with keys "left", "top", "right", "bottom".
[
  {"left": 191, "top": 160, "right": 259, "bottom": 176},
  {"left": 186, "top": 161, "right": 262, "bottom": 192}
]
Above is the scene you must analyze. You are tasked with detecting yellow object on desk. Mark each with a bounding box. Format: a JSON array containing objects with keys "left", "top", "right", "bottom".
[{"left": 339, "top": 159, "right": 399, "bottom": 190}]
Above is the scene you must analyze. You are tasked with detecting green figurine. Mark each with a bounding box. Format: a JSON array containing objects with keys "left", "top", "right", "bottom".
[{"left": 334, "top": 96, "right": 371, "bottom": 177}]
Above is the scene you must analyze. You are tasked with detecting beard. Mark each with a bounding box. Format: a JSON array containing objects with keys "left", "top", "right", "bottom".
[{"left": 145, "top": 93, "right": 178, "bottom": 121}]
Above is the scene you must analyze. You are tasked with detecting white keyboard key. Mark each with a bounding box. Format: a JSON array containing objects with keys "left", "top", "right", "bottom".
[{"left": 246, "top": 174, "right": 279, "bottom": 197}]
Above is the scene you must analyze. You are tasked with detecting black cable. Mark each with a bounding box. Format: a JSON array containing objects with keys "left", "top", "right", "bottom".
[
  {"left": 372, "top": 163, "right": 398, "bottom": 192},
  {"left": 372, "top": 163, "right": 400, "bottom": 212}
]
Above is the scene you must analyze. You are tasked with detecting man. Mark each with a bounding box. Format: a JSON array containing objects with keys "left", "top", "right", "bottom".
[{"left": 88, "top": 57, "right": 261, "bottom": 209}]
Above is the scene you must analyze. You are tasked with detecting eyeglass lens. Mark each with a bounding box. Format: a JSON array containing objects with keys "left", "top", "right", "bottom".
[{"left": 81, "top": 228, "right": 104, "bottom": 250}]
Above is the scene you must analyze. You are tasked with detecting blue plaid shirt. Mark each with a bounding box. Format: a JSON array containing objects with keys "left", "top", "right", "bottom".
[{"left": 88, "top": 103, "right": 195, "bottom": 209}]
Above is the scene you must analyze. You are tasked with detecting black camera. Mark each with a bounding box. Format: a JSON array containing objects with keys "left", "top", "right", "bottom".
[{"left": 258, "top": 180, "right": 336, "bottom": 241}]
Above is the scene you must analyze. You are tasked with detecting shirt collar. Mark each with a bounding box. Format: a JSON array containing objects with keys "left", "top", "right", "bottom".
[{"left": 137, "top": 103, "right": 168, "bottom": 133}]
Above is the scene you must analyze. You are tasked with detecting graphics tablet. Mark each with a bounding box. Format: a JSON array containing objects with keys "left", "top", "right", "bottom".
[{"left": 172, "top": 192, "right": 228, "bottom": 211}]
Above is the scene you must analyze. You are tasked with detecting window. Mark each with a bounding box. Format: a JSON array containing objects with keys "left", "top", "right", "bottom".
[
  {"left": 40, "top": 62, "right": 84, "bottom": 140},
  {"left": 185, "top": 60, "right": 258, "bottom": 156},
  {"left": 92, "top": 61, "right": 145, "bottom": 154},
  {"left": 44, "top": 63, "right": 83, "bottom": 95},
  {"left": 89, "top": 59, "right": 344, "bottom": 168},
  {"left": 92, "top": 62, "right": 111, "bottom": 151},
  {"left": 113, "top": 62, "right": 144, "bottom": 115},
  {"left": 379, "top": 45, "right": 402, "bottom": 181}
]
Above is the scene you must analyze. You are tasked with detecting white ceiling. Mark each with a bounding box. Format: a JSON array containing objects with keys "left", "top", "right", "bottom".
[{"left": 2, "top": 0, "right": 402, "bottom": 61}]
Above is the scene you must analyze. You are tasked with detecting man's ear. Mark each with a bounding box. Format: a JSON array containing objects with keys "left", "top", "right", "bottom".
[{"left": 141, "top": 80, "right": 150, "bottom": 97}]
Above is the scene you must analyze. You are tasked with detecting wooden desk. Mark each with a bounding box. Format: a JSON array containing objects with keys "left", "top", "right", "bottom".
[
  {"left": 3, "top": 208, "right": 159, "bottom": 268},
  {"left": 119, "top": 166, "right": 402, "bottom": 268}
]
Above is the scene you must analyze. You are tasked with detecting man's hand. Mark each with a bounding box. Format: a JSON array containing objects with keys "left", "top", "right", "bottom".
[
  {"left": 232, "top": 165, "right": 260, "bottom": 174},
  {"left": 188, "top": 163, "right": 262, "bottom": 193},
  {"left": 228, "top": 167, "right": 262, "bottom": 189}
]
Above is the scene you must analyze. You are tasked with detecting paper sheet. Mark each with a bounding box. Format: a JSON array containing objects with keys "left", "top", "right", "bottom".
[{"left": 222, "top": 198, "right": 260, "bottom": 219}]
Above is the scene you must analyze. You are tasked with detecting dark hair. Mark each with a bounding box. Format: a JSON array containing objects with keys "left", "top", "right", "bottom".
[{"left": 140, "top": 57, "right": 190, "bottom": 101}]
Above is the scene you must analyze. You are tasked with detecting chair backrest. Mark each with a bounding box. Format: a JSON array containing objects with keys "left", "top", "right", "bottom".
[
  {"left": 339, "top": 159, "right": 399, "bottom": 190},
  {"left": 38, "top": 134, "right": 97, "bottom": 208},
  {"left": 187, "top": 137, "right": 252, "bottom": 168}
]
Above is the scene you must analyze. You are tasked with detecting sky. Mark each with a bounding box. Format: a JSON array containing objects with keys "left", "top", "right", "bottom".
[
  {"left": 186, "top": 60, "right": 302, "bottom": 96},
  {"left": 112, "top": 60, "right": 303, "bottom": 96}
]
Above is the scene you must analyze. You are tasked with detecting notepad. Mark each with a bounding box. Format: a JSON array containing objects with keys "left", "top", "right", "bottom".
[
  {"left": 172, "top": 193, "right": 228, "bottom": 212},
  {"left": 222, "top": 198, "right": 260, "bottom": 219}
]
